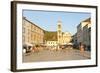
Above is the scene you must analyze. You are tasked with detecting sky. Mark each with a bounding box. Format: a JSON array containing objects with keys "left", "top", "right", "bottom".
[{"left": 23, "top": 10, "right": 91, "bottom": 35}]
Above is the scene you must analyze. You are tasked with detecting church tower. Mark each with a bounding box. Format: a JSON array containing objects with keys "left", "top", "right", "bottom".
[{"left": 57, "top": 20, "right": 62, "bottom": 45}]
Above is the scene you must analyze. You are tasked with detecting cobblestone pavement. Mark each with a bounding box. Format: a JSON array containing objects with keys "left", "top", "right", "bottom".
[{"left": 23, "top": 49, "right": 91, "bottom": 63}]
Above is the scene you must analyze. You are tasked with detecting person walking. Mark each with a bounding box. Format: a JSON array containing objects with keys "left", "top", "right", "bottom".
[{"left": 79, "top": 42, "right": 85, "bottom": 55}]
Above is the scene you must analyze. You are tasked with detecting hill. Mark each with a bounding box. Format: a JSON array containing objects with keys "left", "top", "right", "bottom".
[{"left": 44, "top": 31, "right": 57, "bottom": 41}]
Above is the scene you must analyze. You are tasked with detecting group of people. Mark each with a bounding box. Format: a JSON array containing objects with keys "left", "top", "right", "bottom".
[
  {"left": 23, "top": 42, "right": 88, "bottom": 55},
  {"left": 23, "top": 44, "right": 44, "bottom": 54}
]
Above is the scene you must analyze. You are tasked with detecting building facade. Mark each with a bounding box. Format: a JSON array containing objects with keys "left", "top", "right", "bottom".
[
  {"left": 77, "top": 18, "right": 91, "bottom": 44},
  {"left": 46, "top": 41, "right": 57, "bottom": 47},
  {"left": 22, "top": 17, "right": 44, "bottom": 47},
  {"left": 77, "top": 18, "right": 91, "bottom": 50},
  {"left": 31, "top": 23, "right": 44, "bottom": 44},
  {"left": 62, "top": 32, "right": 72, "bottom": 45},
  {"left": 22, "top": 17, "right": 32, "bottom": 45},
  {"left": 73, "top": 33, "right": 77, "bottom": 45},
  {"left": 77, "top": 22, "right": 88, "bottom": 44},
  {"left": 83, "top": 18, "right": 91, "bottom": 50}
]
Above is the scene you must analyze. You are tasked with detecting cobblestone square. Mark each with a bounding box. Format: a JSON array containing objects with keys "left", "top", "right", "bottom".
[{"left": 23, "top": 49, "right": 91, "bottom": 63}]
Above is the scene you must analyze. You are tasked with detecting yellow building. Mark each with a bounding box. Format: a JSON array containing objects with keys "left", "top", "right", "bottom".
[
  {"left": 62, "top": 32, "right": 72, "bottom": 45},
  {"left": 22, "top": 17, "right": 44, "bottom": 47},
  {"left": 31, "top": 23, "right": 44, "bottom": 44}
]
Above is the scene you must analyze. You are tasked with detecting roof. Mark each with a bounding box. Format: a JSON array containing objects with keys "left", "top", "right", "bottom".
[
  {"left": 77, "top": 18, "right": 91, "bottom": 28},
  {"left": 82, "top": 18, "right": 91, "bottom": 22}
]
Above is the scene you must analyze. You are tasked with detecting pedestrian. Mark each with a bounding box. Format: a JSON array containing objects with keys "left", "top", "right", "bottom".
[
  {"left": 32, "top": 46, "right": 35, "bottom": 53},
  {"left": 79, "top": 43, "right": 85, "bottom": 54}
]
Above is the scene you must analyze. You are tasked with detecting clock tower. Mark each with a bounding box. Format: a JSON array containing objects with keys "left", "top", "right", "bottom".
[{"left": 57, "top": 20, "right": 62, "bottom": 45}]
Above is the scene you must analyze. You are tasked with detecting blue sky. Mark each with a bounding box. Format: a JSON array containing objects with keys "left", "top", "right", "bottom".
[{"left": 23, "top": 10, "right": 91, "bottom": 35}]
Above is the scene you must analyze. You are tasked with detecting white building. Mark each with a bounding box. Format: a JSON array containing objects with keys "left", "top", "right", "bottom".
[
  {"left": 83, "top": 18, "right": 91, "bottom": 50},
  {"left": 77, "top": 18, "right": 91, "bottom": 50},
  {"left": 46, "top": 41, "right": 57, "bottom": 47},
  {"left": 77, "top": 19, "right": 90, "bottom": 44}
]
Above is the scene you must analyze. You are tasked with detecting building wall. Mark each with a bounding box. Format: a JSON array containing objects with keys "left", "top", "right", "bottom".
[
  {"left": 62, "top": 32, "right": 72, "bottom": 44},
  {"left": 77, "top": 23, "right": 82, "bottom": 44},
  {"left": 22, "top": 18, "right": 32, "bottom": 45},
  {"left": 31, "top": 24, "right": 44, "bottom": 44},
  {"left": 83, "top": 23, "right": 91, "bottom": 47},
  {"left": 73, "top": 33, "right": 77, "bottom": 45},
  {"left": 22, "top": 17, "right": 44, "bottom": 46},
  {"left": 46, "top": 41, "right": 57, "bottom": 46},
  {"left": 77, "top": 21, "right": 90, "bottom": 44},
  {"left": 77, "top": 18, "right": 91, "bottom": 50}
]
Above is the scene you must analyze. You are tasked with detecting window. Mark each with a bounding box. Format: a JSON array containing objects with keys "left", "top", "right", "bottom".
[
  {"left": 58, "top": 30, "right": 61, "bottom": 33},
  {"left": 22, "top": 28, "right": 25, "bottom": 33},
  {"left": 58, "top": 25, "right": 61, "bottom": 29},
  {"left": 23, "top": 36, "right": 25, "bottom": 42}
]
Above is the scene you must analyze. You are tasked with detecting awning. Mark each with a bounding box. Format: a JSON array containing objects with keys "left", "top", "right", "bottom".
[
  {"left": 23, "top": 42, "right": 33, "bottom": 46},
  {"left": 67, "top": 43, "right": 73, "bottom": 45}
]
